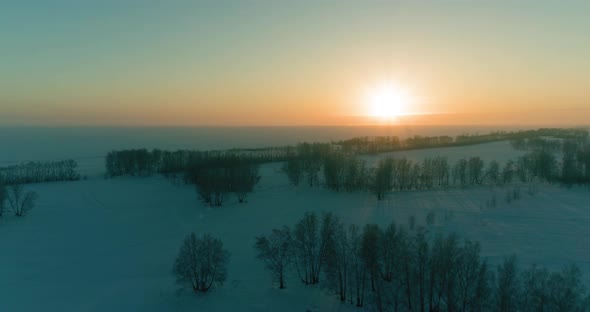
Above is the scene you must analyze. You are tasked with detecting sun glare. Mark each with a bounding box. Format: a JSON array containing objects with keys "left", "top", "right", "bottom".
[{"left": 366, "top": 82, "right": 413, "bottom": 120}]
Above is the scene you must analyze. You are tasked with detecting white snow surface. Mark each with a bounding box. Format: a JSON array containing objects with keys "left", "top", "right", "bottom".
[{"left": 1, "top": 141, "right": 590, "bottom": 311}]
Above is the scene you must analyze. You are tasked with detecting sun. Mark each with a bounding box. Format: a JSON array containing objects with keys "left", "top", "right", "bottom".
[{"left": 366, "top": 82, "right": 413, "bottom": 120}]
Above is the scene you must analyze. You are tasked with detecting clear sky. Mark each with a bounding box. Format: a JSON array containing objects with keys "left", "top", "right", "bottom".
[{"left": 1, "top": 1, "right": 589, "bottom": 126}]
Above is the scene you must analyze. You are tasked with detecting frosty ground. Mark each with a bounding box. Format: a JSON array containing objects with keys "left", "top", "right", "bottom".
[{"left": 1, "top": 141, "right": 589, "bottom": 311}]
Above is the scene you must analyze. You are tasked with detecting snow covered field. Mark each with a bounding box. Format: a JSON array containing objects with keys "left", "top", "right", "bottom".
[{"left": 1, "top": 140, "right": 590, "bottom": 311}]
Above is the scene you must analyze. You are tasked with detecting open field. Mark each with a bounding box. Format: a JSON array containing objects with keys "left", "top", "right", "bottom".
[{"left": 1, "top": 141, "right": 589, "bottom": 311}]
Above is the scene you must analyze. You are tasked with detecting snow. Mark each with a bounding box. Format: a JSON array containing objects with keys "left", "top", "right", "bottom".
[{"left": 1, "top": 140, "right": 590, "bottom": 311}]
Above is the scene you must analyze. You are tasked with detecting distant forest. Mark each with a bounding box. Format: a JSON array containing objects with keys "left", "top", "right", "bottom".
[{"left": 105, "top": 128, "right": 590, "bottom": 203}]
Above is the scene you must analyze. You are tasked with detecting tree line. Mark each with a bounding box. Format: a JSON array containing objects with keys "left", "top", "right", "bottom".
[
  {"left": 334, "top": 128, "right": 588, "bottom": 155},
  {"left": 285, "top": 150, "right": 570, "bottom": 200},
  {"left": 0, "top": 160, "right": 80, "bottom": 185},
  {"left": 105, "top": 129, "right": 588, "bottom": 179},
  {"left": 105, "top": 147, "right": 290, "bottom": 178},
  {"left": 285, "top": 128, "right": 590, "bottom": 198},
  {"left": 255, "top": 211, "right": 590, "bottom": 311}
]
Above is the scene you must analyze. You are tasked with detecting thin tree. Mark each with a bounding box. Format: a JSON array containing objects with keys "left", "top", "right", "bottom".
[{"left": 255, "top": 226, "right": 293, "bottom": 289}]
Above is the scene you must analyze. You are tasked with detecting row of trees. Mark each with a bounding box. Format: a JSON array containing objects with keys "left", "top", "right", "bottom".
[
  {"left": 255, "top": 212, "right": 590, "bottom": 311},
  {"left": 334, "top": 128, "right": 587, "bottom": 155},
  {"left": 284, "top": 143, "right": 590, "bottom": 200},
  {"left": 105, "top": 148, "right": 288, "bottom": 178},
  {"left": 0, "top": 182, "right": 38, "bottom": 218},
  {"left": 0, "top": 160, "right": 80, "bottom": 185}
]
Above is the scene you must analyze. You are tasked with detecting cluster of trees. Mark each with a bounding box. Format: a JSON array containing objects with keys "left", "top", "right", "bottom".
[
  {"left": 173, "top": 232, "right": 230, "bottom": 293},
  {"left": 0, "top": 160, "right": 80, "bottom": 184},
  {"left": 0, "top": 182, "right": 38, "bottom": 218},
  {"left": 106, "top": 149, "right": 263, "bottom": 206},
  {"left": 255, "top": 212, "right": 590, "bottom": 311},
  {"left": 185, "top": 157, "right": 261, "bottom": 206}
]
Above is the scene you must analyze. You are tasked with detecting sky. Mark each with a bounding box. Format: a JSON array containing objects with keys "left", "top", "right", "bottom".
[{"left": 1, "top": 0, "right": 589, "bottom": 126}]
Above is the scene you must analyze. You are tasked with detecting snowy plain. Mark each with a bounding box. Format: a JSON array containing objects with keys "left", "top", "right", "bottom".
[{"left": 1, "top": 128, "right": 590, "bottom": 311}]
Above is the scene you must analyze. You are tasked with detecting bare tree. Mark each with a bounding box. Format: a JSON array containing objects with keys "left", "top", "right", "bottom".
[
  {"left": 494, "top": 255, "right": 520, "bottom": 312},
  {"left": 7, "top": 184, "right": 38, "bottom": 217},
  {"left": 348, "top": 224, "right": 367, "bottom": 307},
  {"left": 173, "top": 233, "right": 230, "bottom": 293},
  {"left": 292, "top": 212, "right": 336, "bottom": 285},
  {"left": 520, "top": 264, "right": 549, "bottom": 312},
  {"left": 456, "top": 240, "right": 491, "bottom": 312},
  {"left": 546, "top": 265, "right": 587, "bottom": 312},
  {"left": 0, "top": 179, "right": 6, "bottom": 218},
  {"left": 255, "top": 226, "right": 293, "bottom": 289},
  {"left": 324, "top": 217, "right": 349, "bottom": 302},
  {"left": 293, "top": 212, "right": 319, "bottom": 284}
]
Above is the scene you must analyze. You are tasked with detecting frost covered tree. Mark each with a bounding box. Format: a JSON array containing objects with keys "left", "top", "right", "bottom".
[
  {"left": 173, "top": 233, "right": 230, "bottom": 293},
  {"left": 255, "top": 226, "right": 293, "bottom": 289},
  {"left": 7, "top": 184, "right": 37, "bottom": 217}
]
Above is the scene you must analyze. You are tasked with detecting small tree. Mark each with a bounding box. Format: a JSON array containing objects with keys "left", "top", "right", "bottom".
[
  {"left": 255, "top": 226, "right": 293, "bottom": 289},
  {"left": 173, "top": 233, "right": 230, "bottom": 293},
  {"left": 7, "top": 184, "right": 38, "bottom": 217}
]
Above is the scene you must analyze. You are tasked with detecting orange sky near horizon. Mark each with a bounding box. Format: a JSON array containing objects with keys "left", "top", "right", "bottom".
[{"left": 1, "top": 1, "right": 589, "bottom": 127}]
